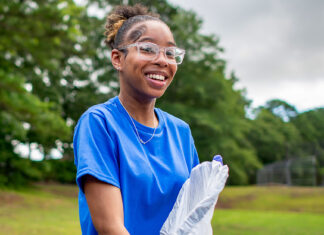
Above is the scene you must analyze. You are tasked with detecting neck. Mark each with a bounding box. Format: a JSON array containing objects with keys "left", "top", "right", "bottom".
[{"left": 118, "top": 92, "right": 158, "bottom": 128}]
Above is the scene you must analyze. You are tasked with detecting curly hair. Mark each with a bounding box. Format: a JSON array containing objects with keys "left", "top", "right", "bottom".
[{"left": 104, "top": 4, "right": 161, "bottom": 49}]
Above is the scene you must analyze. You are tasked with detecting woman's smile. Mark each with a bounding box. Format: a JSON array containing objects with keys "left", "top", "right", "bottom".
[{"left": 144, "top": 70, "right": 170, "bottom": 88}]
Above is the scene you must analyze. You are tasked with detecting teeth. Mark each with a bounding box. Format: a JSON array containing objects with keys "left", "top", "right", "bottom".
[{"left": 147, "top": 74, "right": 165, "bottom": 81}]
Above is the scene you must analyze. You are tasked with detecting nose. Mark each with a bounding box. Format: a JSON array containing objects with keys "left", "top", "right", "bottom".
[{"left": 153, "top": 50, "right": 168, "bottom": 67}]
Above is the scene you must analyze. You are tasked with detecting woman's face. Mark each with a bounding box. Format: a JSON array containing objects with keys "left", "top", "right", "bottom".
[{"left": 117, "top": 20, "right": 178, "bottom": 101}]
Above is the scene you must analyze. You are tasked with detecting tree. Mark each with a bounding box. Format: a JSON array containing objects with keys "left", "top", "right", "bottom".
[
  {"left": 264, "top": 99, "right": 298, "bottom": 122},
  {"left": 0, "top": 69, "right": 70, "bottom": 185},
  {"left": 247, "top": 108, "right": 301, "bottom": 165},
  {"left": 292, "top": 108, "right": 324, "bottom": 184},
  {"left": 0, "top": 0, "right": 77, "bottom": 185},
  {"left": 0, "top": 0, "right": 110, "bottom": 159}
]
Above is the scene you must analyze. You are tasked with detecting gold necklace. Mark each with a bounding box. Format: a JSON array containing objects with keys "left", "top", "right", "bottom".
[{"left": 119, "top": 98, "right": 157, "bottom": 144}]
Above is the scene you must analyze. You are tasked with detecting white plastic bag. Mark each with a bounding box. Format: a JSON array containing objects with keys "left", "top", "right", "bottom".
[{"left": 160, "top": 159, "right": 229, "bottom": 235}]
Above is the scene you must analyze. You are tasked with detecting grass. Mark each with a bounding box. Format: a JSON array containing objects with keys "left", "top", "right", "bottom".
[
  {"left": 212, "top": 186, "right": 324, "bottom": 235},
  {"left": 216, "top": 186, "right": 324, "bottom": 213},
  {"left": 0, "top": 184, "right": 324, "bottom": 234},
  {"left": 0, "top": 184, "right": 80, "bottom": 235},
  {"left": 212, "top": 209, "right": 324, "bottom": 235}
]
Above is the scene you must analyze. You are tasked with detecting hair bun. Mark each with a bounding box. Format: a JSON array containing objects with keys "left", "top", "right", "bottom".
[{"left": 105, "top": 4, "right": 159, "bottom": 49}]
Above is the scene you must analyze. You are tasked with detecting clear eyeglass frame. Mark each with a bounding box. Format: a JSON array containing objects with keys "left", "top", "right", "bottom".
[{"left": 117, "top": 42, "right": 186, "bottom": 65}]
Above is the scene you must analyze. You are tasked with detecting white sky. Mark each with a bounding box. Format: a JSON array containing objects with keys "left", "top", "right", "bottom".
[{"left": 169, "top": 0, "right": 324, "bottom": 112}]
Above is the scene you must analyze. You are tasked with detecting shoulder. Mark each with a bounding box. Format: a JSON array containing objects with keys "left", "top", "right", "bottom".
[
  {"left": 78, "top": 97, "right": 118, "bottom": 122},
  {"left": 73, "top": 97, "right": 121, "bottom": 150},
  {"left": 74, "top": 97, "right": 121, "bottom": 133}
]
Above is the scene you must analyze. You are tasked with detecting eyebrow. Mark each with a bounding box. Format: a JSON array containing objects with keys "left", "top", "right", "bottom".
[{"left": 138, "top": 37, "right": 177, "bottom": 46}]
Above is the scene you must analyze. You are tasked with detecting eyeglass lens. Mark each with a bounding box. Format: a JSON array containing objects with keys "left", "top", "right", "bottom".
[{"left": 137, "top": 43, "right": 183, "bottom": 64}]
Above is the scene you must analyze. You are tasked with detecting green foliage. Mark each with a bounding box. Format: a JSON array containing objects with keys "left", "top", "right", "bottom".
[
  {"left": 0, "top": 0, "right": 106, "bottom": 160},
  {"left": 264, "top": 99, "right": 298, "bottom": 122},
  {"left": 248, "top": 101, "right": 324, "bottom": 185},
  {"left": 0, "top": 153, "right": 75, "bottom": 187},
  {"left": 0, "top": 151, "right": 42, "bottom": 187},
  {"left": 34, "top": 159, "right": 76, "bottom": 184},
  {"left": 292, "top": 108, "right": 324, "bottom": 184},
  {"left": 247, "top": 108, "right": 301, "bottom": 164},
  {"left": 292, "top": 108, "right": 324, "bottom": 146},
  {"left": 0, "top": 0, "right": 77, "bottom": 186},
  {"left": 0, "top": 68, "right": 71, "bottom": 187}
]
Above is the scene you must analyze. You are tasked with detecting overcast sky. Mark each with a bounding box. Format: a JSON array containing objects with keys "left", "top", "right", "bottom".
[{"left": 169, "top": 0, "right": 324, "bottom": 112}]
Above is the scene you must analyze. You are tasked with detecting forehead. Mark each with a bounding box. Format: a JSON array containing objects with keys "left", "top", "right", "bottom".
[{"left": 125, "top": 20, "right": 175, "bottom": 46}]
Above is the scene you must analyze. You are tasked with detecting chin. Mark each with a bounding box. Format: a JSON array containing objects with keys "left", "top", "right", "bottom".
[
  {"left": 151, "top": 93, "right": 165, "bottom": 99},
  {"left": 147, "top": 89, "right": 167, "bottom": 100}
]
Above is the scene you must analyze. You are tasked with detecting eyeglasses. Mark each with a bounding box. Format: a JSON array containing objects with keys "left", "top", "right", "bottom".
[{"left": 118, "top": 42, "right": 185, "bottom": 65}]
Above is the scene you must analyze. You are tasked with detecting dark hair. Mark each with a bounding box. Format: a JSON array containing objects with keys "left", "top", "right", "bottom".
[{"left": 105, "top": 4, "right": 162, "bottom": 49}]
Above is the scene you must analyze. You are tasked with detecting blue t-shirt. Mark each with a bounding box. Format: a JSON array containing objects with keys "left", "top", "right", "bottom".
[{"left": 73, "top": 96, "right": 199, "bottom": 235}]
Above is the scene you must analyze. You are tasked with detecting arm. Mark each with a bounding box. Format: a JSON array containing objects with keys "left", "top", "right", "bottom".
[{"left": 84, "top": 175, "right": 130, "bottom": 235}]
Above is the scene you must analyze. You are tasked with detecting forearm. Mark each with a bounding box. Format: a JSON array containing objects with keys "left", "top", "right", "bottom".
[
  {"left": 84, "top": 175, "right": 129, "bottom": 235},
  {"left": 88, "top": 197, "right": 129, "bottom": 235},
  {"left": 96, "top": 223, "right": 130, "bottom": 235}
]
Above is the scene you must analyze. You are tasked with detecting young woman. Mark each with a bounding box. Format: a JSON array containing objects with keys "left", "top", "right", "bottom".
[{"left": 74, "top": 5, "right": 199, "bottom": 235}]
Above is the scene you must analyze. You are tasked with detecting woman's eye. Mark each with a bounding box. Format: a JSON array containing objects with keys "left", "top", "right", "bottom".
[
  {"left": 140, "top": 46, "right": 155, "bottom": 54},
  {"left": 166, "top": 49, "right": 176, "bottom": 58}
]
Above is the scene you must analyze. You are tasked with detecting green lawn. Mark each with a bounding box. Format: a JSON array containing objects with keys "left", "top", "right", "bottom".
[
  {"left": 0, "top": 184, "right": 324, "bottom": 234},
  {"left": 213, "top": 186, "right": 324, "bottom": 235},
  {"left": 0, "top": 184, "right": 80, "bottom": 235},
  {"left": 213, "top": 209, "right": 324, "bottom": 235}
]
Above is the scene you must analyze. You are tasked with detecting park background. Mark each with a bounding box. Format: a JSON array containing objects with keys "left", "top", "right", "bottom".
[{"left": 1, "top": 0, "right": 324, "bottom": 234}]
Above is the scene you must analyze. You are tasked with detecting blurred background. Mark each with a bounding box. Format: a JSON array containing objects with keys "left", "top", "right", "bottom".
[{"left": 1, "top": 0, "right": 323, "bottom": 234}]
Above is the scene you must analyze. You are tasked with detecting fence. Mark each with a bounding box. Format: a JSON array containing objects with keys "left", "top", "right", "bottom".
[{"left": 257, "top": 156, "right": 317, "bottom": 186}]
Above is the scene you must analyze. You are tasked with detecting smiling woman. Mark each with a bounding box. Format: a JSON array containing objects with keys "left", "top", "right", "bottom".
[
  {"left": 73, "top": 4, "right": 199, "bottom": 235},
  {"left": 113, "top": 19, "right": 179, "bottom": 102}
]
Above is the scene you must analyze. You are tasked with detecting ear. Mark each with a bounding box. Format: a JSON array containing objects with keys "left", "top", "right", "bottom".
[{"left": 111, "top": 49, "right": 123, "bottom": 71}]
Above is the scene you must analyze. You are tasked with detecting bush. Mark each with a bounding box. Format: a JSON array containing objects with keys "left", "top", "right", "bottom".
[
  {"left": 0, "top": 151, "right": 76, "bottom": 187},
  {"left": 33, "top": 159, "right": 76, "bottom": 184},
  {"left": 0, "top": 153, "right": 43, "bottom": 187}
]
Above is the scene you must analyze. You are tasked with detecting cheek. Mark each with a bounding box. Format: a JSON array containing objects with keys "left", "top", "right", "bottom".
[
  {"left": 124, "top": 52, "right": 142, "bottom": 72},
  {"left": 170, "top": 64, "right": 178, "bottom": 78},
  {"left": 126, "top": 59, "right": 142, "bottom": 76},
  {"left": 132, "top": 57, "right": 147, "bottom": 72}
]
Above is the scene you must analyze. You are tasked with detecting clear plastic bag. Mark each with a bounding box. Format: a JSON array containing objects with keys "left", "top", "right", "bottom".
[{"left": 160, "top": 157, "right": 229, "bottom": 235}]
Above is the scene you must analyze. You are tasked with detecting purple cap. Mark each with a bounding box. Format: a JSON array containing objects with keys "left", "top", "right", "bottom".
[{"left": 213, "top": 155, "right": 223, "bottom": 165}]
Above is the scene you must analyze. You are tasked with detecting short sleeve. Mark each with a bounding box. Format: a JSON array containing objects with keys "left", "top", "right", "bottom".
[
  {"left": 190, "top": 135, "right": 200, "bottom": 168},
  {"left": 186, "top": 125, "right": 199, "bottom": 170},
  {"left": 73, "top": 112, "right": 120, "bottom": 192}
]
